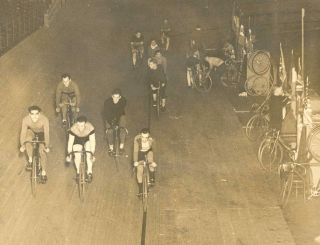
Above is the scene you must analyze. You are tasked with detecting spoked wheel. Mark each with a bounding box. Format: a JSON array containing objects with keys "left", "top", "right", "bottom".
[
  {"left": 307, "top": 126, "right": 320, "bottom": 162},
  {"left": 245, "top": 114, "right": 269, "bottom": 141},
  {"left": 194, "top": 72, "right": 212, "bottom": 93},
  {"left": 79, "top": 163, "right": 86, "bottom": 202},
  {"left": 280, "top": 171, "right": 293, "bottom": 208},
  {"left": 258, "top": 140, "right": 283, "bottom": 171},
  {"left": 31, "top": 156, "right": 38, "bottom": 197},
  {"left": 155, "top": 90, "right": 161, "bottom": 119},
  {"left": 142, "top": 173, "right": 148, "bottom": 212}
]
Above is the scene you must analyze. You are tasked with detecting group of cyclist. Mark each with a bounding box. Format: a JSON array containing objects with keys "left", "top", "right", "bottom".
[
  {"left": 20, "top": 73, "right": 158, "bottom": 196},
  {"left": 130, "top": 19, "right": 170, "bottom": 112}
]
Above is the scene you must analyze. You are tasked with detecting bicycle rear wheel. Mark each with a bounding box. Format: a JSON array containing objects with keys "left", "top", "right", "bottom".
[
  {"left": 79, "top": 163, "right": 86, "bottom": 202},
  {"left": 259, "top": 140, "right": 283, "bottom": 171},
  {"left": 194, "top": 72, "right": 212, "bottom": 93},
  {"left": 246, "top": 114, "right": 269, "bottom": 141},
  {"left": 31, "top": 156, "right": 38, "bottom": 197},
  {"left": 307, "top": 126, "right": 320, "bottom": 162},
  {"left": 280, "top": 171, "right": 293, "bottom": 208}
]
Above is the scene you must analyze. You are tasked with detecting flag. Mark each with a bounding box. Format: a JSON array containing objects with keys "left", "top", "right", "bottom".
[{"left": 279, "top": 42, "right": 288, "bottom": 90}]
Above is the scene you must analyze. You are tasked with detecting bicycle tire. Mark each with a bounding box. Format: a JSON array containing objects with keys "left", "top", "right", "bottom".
[
  {"left": 280, "top": 172, "right": 293, "bottom": 208},
  {"left": 307, "top": 126, "right": 320, "bottom": 162},
  {"left": 248, "top": 50, "right": 271, "bottom": 75},
  {"left": 156, "top": 89, "right": 160, "bottom": 118},
  {"left": 245, "top": 114, "right": 269, "bottom": 141},
  {"left": 258, "top": 140, "right": 283, "bottom": 171},
  {"left": 142, "top": 170, "right": 148, "bottom": 212},
  {"left": 79, "top": 162, "right": 85, "bottom": 202},
  {"left": 31, "top": 155, "right": 37, "bottom": 197},
  {"left": 194, "top": 72, "right": 212, "bottom": 93}
]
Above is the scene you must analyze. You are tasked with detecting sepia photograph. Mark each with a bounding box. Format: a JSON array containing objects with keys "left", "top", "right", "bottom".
[{"left": 0, "top": 0, "right": 320, "bottom": 244}]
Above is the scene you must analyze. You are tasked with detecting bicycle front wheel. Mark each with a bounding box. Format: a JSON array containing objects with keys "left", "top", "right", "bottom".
[
  {"left": 194, "top": 73, "right": 212, "bottom": 93},
  {"left": 280, "top": 172, "right": 293, "bottom": 208},
  {"left": 79, "top": 163, "right": 86, "bottom": 202},
  {"left": 246, "top": 114, "right": 269, "bottom": 141},
  {"left": 259, "top": 140, "right": 283, "bottom": 171},
  {"left": 142, "top": 172, "right": 148, "bottom": 212},
  {"left": 31, "top": 158, "right": 37, "bottom": 197}
]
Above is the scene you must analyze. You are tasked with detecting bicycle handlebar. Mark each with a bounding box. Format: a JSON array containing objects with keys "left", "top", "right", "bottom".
[
  {"left": 23, "top": 140, "right": 46, "bottom": 145},
  {"left": 68, "top": 151, "right": 94, "bottom": 155}
]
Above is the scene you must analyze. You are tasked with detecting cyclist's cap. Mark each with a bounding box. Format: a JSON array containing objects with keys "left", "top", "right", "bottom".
[
  {"left": 140, "top": 128, "right": 150, "bottom": 134},
  {"left": 28, "top": 105, "right": 41, "bottom": 113},
  {"left": 76, "top": 115, "right": 87, "bottom": 123},
  {"left": 112, "top": 88, "right": 122, "bottom": 96},
  {"left": 61, "top": 73, "right": 71, "bottom": 79}
]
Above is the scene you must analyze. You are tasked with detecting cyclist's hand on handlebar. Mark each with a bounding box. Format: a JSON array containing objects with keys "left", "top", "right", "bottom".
[
  {"left": 91, "top": 155, "right": 96, "bottom": 163},
  {"left": 76, "top": 107, "right": 80, "bottom": 112},
  {"left": 59, "top": 103, "right": 64, "bottom": 108},
  {"left": 134, "top": 161, "right": 139, "bottom": 167},
  {"left": 66, "top": 155, "right": 72, "bottom": 162},
  {"left": 44, "top": 147, "right": 50, "bottom": 153},
  {"left": 19, "top": 146, "right": 25, "bottom": 152},
  {"left": 55, "top": 107, "right": 60, "bottom": 113},
  {"left": 161, "top": 82, "right": 165, "bottom": 87},
  {"left": 150, "top": 85, "right": 156, "bottom": 90}
]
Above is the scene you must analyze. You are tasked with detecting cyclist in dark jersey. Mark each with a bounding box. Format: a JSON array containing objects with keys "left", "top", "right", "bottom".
[
  {"left": 67, "top": 116, "right": 96, "bottom": 183},
  {"left": 130, "top": 32, "right": 144, "bottom": 59}
]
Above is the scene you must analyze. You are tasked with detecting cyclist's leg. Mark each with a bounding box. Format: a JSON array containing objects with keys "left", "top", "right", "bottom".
[
  {"left": 73, "top": 144, "right": 83, "bottom": 175},
  {"left": 39, "top": 144, "right": 47, "bottom": 176},
  {"left": 70, "top": 97, "right": 77, "bottom": 122},
  {"left": 151, "top": 88, "right": 157, "bottom": 105},
  {"left": 131, "top": 48, "right": 137, "bottom": 66},
  {"left": 160, "top": 85, "right": 166, "bottom": 110},
  {"left": 139, "top": 45, "right": 144, "bottom": 58},
  {"left": 105, "top": 121, "right": 114, "bottom": 151},
  {"left": 165, "top": 32, "right": 170, "bottom": 50},
  {"left": 136, "top": 151, "right": 145, "bottom": 194},
  {"left": 84, "top": 141, "right": 93, "bottom": 181},
  {"left": 25, "top": 129, "right": 34, "bottom": 165},
  {"left": 186, "top": 68, "right": 192, "bottom": 87},
  {"left": 147, "top": 151, "right": 156, "bottom": 183},
  {"left": 119, "top": 115, "right": 126, "bottom": 149}
]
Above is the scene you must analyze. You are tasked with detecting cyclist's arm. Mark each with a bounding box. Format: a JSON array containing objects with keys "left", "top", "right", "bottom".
[
  {"left": 67, "top": 133, "right": 75, "bottom": 154},
  {"left": 73, "top": 82, "right": 81, "bottom": 107},
  {"left": 55, "top": 83, "right": 62, "bottom": 108},
  {"left": 20, "top": 118, "right": 28, "bottom": 146},
  {"left": 89, "top": 132, "right": 96, "bottom": 154},
  {"left": 133, "top": 136, "right": 139, "bottom": 162},
  {"left": 43, "top": 116, "right": 50, "bottom": 147}
]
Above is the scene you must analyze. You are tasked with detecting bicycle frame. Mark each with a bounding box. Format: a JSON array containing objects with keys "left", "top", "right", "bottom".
[
  {"left": 70, "top": 150, "right": 93, "bottom": 202},
  {"left": 136, "top": 155, "right": 150, "bottom": 212},
  {"left": 23, "top": 136, "right": 45, "bottom": 197},
  {"left": 106, "top": 124, "right": 128, "bottom": 157}
]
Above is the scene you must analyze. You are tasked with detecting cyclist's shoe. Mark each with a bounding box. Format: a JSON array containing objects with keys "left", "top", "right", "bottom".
[
  {"left": 161, "top": 106, "right": 166, "bottom": 112},
  {"left": 75, "top": 173, "right": 79, "bottom": 182},
  {"left": 86, "top": 173, "right": 93, "bottom": 183},
  {"left": 119, "top": 148, "right": 125, "bottom": 155},
  {"left": 108, "top": 148, "right": 115, "bottom": 157},
  {"left": 41, "top": 175, "right": 47, "bottom": 184},
  {"left": 152, "top": 101, "right": 157, "bottom": 107},
  {"left": 25, "top": 162, "right": 32, "bottom": 171},
  {"left": 62, "top": 120, "right": 67, "bottom": 127}
]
